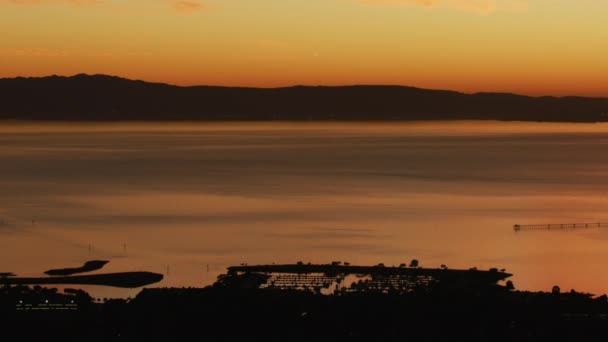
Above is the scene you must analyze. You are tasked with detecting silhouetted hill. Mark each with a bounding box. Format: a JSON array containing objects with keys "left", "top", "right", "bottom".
[{"left": 2, "top": 74, "right": 608, "bottom": 121}]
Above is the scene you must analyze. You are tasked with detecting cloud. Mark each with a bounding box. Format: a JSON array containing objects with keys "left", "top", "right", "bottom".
[
  {"left": 172, "top": 1, "right": 204, "bottom": 14},
  {"left": 358, "top": 0, "right": 528, "bottom": 14}
]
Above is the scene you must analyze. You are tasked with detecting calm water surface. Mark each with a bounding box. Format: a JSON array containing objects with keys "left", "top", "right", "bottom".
[{"left": 2, "top": 121, "right": 608, "bottom": 297}]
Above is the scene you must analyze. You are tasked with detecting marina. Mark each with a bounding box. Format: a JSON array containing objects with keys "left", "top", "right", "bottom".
[{"left": 224, "top": 263, "right": 512, "bottom": 294}]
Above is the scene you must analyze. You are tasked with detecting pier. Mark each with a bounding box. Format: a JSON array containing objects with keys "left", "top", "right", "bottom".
[
  {"left": 513, "top": 222, "right": 608, "bottom": 232},
  {"left": 0, "top": 272, "right": 164, "bottom": 288}
]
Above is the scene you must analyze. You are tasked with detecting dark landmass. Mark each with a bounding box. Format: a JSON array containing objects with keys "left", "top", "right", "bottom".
[
  {"left": 2, "top": 74, "right": 608, "bottom": 122},
  {"left": 0, "top": 272, "right": 163, "bottom": 288},
  {"left": 45, "top": 260, "right": 110, "bottom": 276},
  {"left": 0, "top": 260, "right": 608, "bottom": 342},
  {"left": 228, "top": 263, "right": 511, "bottom": 283},
  {"left": 0, "top": 272, "right": 16, "bottom": 277},
  {"left": 3, "top": 279, "right": 608, "bottom": 340},
  {"left": 4, "top": 263, "right": 608, "bottom": 340}
]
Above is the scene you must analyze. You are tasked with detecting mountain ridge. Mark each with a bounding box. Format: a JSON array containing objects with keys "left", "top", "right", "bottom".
[{"left": 1, "top": 74, "right": 607, "bottom": 122}]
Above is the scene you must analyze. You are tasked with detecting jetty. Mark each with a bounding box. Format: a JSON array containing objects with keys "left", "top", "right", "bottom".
[
  {"left": 45, "top": 260, "right": 109, "bottom": 276},
  {"left": 0, "top": 272, "right": 163, "bottom": 288},
  {"left": 513, "top": 222, "right": 608, "bottom": 232}
]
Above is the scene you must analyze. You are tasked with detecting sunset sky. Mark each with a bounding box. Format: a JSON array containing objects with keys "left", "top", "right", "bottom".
[{"left": 1, "top": 0, "right": 607, "bottom": 96}]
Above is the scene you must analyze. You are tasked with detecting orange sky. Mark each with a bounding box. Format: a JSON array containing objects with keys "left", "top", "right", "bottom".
[{"left": 1, "top": 0, "right": 607, "bottom": 96}]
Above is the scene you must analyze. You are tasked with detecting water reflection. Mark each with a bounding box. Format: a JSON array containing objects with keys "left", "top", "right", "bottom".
[{"left": 1, "top": 121, "right": 608, "bottom": 297}]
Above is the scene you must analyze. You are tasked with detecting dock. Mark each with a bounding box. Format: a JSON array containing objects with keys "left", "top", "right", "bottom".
[{"left": 513, "top": 222, "right": 608, "bottom": 232}]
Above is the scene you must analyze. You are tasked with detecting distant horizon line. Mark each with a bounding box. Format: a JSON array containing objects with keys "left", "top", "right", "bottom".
[{"left": 3, "top": 73, "right": 607, "bottom": 100}]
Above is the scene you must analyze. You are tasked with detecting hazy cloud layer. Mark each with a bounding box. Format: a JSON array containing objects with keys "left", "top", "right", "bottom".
[
  {"left": 3, "top": 0, "right": 101, "bottom": 5},
  {"left": 0, "top": 48, "right": 70, "bottom": 57},
  {"left": 2, "top": 0, "right": 205, "bottom": 13},
  {"left": 359, "top": 0, "right": 528, "bottom": 13},
  {"left": 3, "top": 0, "right": 524, "bottom": 13}
]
